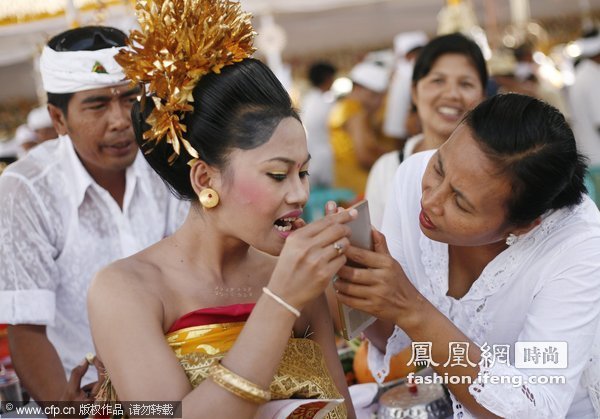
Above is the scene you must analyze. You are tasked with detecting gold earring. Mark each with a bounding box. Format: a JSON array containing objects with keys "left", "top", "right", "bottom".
[{"left": 199, "top": 188, "right": 219, "bottom": 208}]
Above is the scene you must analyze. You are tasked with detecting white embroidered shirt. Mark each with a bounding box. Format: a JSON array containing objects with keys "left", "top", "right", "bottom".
[
  {"left": 0, "top": 135, "right": 188, "bottom": 383},
  {"left": 369, "top": 150, "right": 600, "bottom": 418}
]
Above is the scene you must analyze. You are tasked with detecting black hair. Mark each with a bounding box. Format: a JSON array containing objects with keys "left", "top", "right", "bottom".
[
  {"left": 308, "top": 62, "right": 337, "bottom": 88},
  {"left": 464, "top": 93, "right": 588, "bottom": 226},
  {"left": 46, "top": 26, "right": 128, "bottom": 115},
  {"left": 412, "top": 33, "right": 488, "bottom": 91},
  {"left": 133, "top": 58, "right": 301, "bottom": 201},
  {"left": 45, "top": 93, "right": 72, "bottom": 117}
]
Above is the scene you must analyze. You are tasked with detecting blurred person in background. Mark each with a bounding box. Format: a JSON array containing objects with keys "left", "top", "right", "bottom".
[
  {"left": 383, "top": 30, "right": 428, "bottom": 143},
  {"left": 491, "top": 42, "right": 570, "bottom": 120},
  {"left": 0, "top": 107, "right": 59, "bottom": 164},
  {"left": 329, "top": 60, "right": 394, "bottom": 196},
  {"left": 301, "top": 61, "right": 337, "bottom": 188},
  {"left": 366, "top": 33, "right": 487, "bottom": 228},
  {"left": 568, "top": 31, "right": 600, "bottom": 167},
  {"left": 26, "top": 106, "right": 58, "bottom": 148},
  {"left": 0, "top": 125, "right": 35, "bottom": 164},
  {"left": 14, "top": 124, "right": 38, "bottom": 155}
]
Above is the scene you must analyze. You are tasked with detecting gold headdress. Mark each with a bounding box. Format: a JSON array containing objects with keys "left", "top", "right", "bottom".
[{"left": 116, "top": 0, "right": 256, "bottom": 164}]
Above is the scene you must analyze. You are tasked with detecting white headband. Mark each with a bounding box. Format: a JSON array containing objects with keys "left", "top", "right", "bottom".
[
  {"left": 40, "top": 46, "right": 127, "bottom": 94},
  {"left": 350, "top": 61, "right": 390, "bottom": 93}
]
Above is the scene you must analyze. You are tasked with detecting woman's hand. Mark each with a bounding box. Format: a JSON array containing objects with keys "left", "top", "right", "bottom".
[
  {"left": 333, "top": 227, "right": 427, "bottom": 330},
  {"left": 268, "top": 205, "right": 357, "bottom": 311}
]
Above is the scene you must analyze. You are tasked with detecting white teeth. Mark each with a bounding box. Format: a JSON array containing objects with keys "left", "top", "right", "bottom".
[
  {"left": 438, "top": 106, "right": 461, "bottom": 116},
  {"left": 274, "top": 216, "right": 297, "bottom": 232}
]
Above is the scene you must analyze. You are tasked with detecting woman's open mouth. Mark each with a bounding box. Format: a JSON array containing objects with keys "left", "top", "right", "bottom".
[
  {"left": 274, "top": 217, "right": 297, "bottom": 233},
  {"left": 273, "top": 210, "right": 303, "bottom": 238}
]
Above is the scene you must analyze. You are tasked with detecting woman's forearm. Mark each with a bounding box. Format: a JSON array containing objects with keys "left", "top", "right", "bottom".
[{"left": 363, "top": 319, "right": 395, "bottom": 352}]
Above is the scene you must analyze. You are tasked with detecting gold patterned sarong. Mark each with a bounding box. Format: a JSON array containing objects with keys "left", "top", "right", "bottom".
[{"left": 99, "top": 305, "right": 346, "bottom": 418}]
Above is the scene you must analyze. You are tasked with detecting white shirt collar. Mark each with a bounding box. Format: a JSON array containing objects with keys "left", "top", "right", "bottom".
[{"left": 60, "top": 134, "right": 143, "bottom": 208}]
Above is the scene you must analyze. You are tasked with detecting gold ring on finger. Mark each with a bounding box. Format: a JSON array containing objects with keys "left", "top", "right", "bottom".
[{"left": 333, "top": 241, "right": 344, "bottom": 255}]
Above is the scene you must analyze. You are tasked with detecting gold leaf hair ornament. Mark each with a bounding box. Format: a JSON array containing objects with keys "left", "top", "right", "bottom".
[{"left": 115, "top": 0, "right": 256, "bottom": 165}]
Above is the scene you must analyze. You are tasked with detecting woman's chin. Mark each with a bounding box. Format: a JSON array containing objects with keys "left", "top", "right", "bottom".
[{"left": 419, "top": 226, "right": 447, "bottom": 244}]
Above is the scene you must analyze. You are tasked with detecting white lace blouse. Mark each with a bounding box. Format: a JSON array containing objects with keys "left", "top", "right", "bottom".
[
  {"left": 0, "top": 135, "right": 188, "bottom": 383},
  {"left": 369, "top": 150, "right": 600, "bottom": 418}
]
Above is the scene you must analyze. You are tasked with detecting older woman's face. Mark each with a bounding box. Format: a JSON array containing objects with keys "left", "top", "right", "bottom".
[
  {"left": 412, "top": 53, "right": 484, "bottom": 141},
  {"left": 419, "top": 124, "right": 514, "bottom": 246}
]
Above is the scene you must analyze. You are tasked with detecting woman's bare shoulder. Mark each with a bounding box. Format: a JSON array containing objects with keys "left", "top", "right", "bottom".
[{"left": 88, "top": 248, "right": 165, "bottom": 307}]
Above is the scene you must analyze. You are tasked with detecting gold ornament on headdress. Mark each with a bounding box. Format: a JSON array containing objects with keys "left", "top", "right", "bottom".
[{"left": 115, "top": 0, "right": 256, "bottom": 165}]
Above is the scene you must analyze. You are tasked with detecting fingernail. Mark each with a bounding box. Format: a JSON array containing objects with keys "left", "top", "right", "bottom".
[
  {"left": 349, "top": 209, "right": 358, "bottom": 217},
  {"left": 326, "top": 201, "right": 336, "bottom": 211}
]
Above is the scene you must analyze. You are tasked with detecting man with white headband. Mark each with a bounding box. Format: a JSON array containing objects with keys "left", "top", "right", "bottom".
[{"left": 0, "top": 26, "right": 187, "bottom": 404}]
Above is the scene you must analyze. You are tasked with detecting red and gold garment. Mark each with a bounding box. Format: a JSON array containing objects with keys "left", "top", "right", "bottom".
[{"left": 99, "top": 303, "right": 346, "bottom": 418}]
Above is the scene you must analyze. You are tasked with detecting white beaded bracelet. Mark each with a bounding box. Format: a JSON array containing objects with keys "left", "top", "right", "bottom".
[{"left": 262, "top": 287, "right": 301, "bottom": 318}]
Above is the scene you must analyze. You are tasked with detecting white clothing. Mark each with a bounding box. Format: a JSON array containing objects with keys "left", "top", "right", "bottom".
[
  {"left": 364, "top": 134, "right": 421, "bottom": 229},
  {"left": 383, "top": 60, "right": 413, "bottom": 139},
  {"left": 301, "top": 88, "right": 335, "bottom": 187},
  {"left": 0, "top": 135, "right": 188, "bottom": 383},
  {"left": 568, "top": 59, "right": 600, "bottom": 166},
  {"left": 370, "top": 151, "right": 600, "bottom": 418}
]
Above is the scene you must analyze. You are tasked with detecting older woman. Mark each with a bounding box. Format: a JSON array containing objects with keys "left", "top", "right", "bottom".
[
  {"left": 366, "top": 33, "right": 487, "bottom": 228},
  {"left": 335, "top": 93, "right": 600, "bottom": 418}
]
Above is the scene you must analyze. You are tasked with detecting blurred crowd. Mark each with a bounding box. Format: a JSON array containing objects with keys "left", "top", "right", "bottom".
[
  {"left": 2, "top": 27, "right": 600, "bottom": 206},
  {"left": 293, "top": 28, "right": 600, "bottom": 221}
]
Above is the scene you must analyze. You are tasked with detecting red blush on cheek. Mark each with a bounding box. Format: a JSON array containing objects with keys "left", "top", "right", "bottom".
[{"left": 234, "top": 177, "right": 271, "bottom": 207}]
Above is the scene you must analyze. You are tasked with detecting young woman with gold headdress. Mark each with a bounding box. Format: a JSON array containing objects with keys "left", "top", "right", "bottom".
[{"left": 87, "top": 0, "right": 357, "bottom": 417}]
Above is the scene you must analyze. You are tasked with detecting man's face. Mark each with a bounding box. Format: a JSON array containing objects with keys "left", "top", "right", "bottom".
[{"left": 50, "top": 84, "right": 139, "bottom": 178}]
